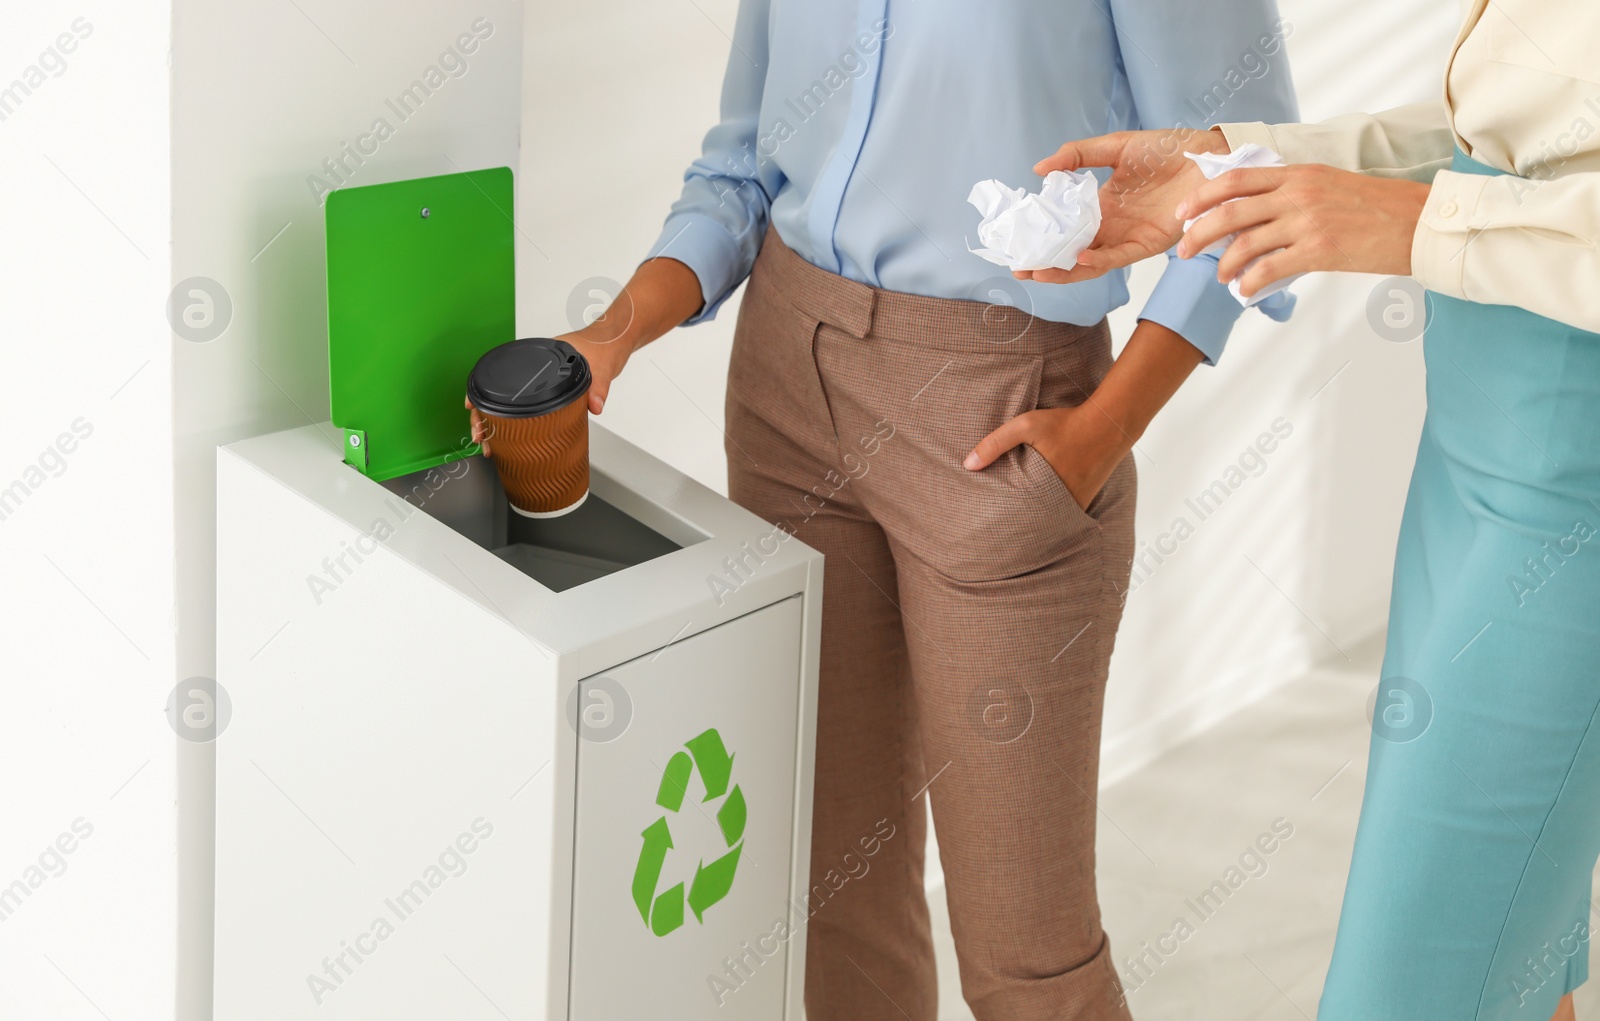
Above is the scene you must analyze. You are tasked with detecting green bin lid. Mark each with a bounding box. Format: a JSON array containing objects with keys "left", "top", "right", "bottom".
[{"left": 325, "top": 166, "right": 515, "bottom": 481}]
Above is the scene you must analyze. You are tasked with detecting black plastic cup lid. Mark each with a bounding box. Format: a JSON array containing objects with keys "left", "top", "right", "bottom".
[{"left": 466, "top": 338, "right": 592, "bottom": 418}]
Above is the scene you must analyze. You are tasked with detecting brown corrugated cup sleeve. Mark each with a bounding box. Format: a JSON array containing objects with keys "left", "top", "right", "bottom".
[{"left": 479, "top": 394, "right": 589, "bottom": 517}]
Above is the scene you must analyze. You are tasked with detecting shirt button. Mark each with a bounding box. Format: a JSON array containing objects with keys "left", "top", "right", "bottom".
[{"left": 1437, "top": 200, "right": 1459, "bottom": 218}]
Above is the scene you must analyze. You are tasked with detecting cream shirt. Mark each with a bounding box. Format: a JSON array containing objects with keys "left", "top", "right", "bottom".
[{"left": 1220, "top": 0, "right": 1600, "bottom": 332}]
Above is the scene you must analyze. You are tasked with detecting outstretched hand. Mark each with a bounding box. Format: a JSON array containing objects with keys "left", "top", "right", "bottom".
[{"left": 1017, "top": 128, "right": 1230, "bottom": 285}]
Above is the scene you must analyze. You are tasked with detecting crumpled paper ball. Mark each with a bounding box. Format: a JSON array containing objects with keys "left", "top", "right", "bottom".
[
  {"left": 966, "top": 169, "right": 1102, "bottom": 272},
  {"left": 1183, "top": 142, "right": 1300, "bottom": 312}
]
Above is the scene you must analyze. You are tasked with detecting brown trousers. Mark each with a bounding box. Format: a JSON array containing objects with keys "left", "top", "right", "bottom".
[{"left": 724, "top": 230, "right": 1137, "bottom": 1021}]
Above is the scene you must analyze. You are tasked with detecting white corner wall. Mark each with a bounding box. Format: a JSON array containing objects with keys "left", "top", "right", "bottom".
[
  {"left": 168, "top": 3, "right": 522, "bottom": 1016},
  {"left": 0, "top": 2, "right": 177, "bottom": 1019}
]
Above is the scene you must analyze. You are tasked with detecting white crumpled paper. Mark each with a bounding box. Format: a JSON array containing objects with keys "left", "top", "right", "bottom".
[
  {"left": 966, "top": 169, "right": 1102, "bottom": 272},
  {"left": 1183, "top": 143, "right": 1300, "bottom": 311}
]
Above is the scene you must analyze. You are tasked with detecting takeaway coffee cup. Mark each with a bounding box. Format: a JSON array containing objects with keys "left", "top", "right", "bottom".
[{"left": 466, "top": 337, "right": 592, "bottom": 517}]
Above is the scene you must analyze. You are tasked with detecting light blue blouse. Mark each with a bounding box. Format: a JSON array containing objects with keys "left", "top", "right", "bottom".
[{"left": 645, "top": 0, "right": 1300, "bottom": 364}]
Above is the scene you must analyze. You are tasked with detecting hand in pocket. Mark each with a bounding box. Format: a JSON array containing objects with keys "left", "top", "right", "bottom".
[{"left": 963, "top": 403, "right": 1129, "bottom": 511}]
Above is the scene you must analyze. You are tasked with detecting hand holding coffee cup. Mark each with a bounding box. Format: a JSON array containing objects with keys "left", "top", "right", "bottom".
[
  {"left": 467, "top": 331, "right": 618, "bottom": 455},
  {"left": 466, "top": 337, "right": 592, "bottom": 518},
  {"left": 464, "top": 258, "right": 701, "bottom": 458}
]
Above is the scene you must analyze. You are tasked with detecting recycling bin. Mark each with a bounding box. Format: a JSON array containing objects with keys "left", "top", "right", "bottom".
[
  {"left": 212, "top": 168, "right": 823, "bottom": 1020},
  {"left": 214, "top": 421, "right": 822, "bottom": 1020}
]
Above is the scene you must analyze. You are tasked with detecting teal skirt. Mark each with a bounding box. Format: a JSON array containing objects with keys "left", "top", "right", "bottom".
[{"left": 1320, "top": 150, "right": 1600, "bottom": 1018}]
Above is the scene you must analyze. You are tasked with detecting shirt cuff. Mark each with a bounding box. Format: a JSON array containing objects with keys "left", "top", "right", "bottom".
[
  {"left": 1410, "top": 170, "right": 1488, "bottom": 303},
  {"left": 1139, "top": 254, "right": 1249, "bottom": 366},
  {"left": 643, "top": 213, "right": 746, "bottom": 325}
]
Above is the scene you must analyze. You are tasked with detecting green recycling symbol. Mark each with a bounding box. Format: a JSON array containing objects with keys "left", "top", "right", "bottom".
[{"left": 631, "top": 727, "right": 745, "bottom": 936}]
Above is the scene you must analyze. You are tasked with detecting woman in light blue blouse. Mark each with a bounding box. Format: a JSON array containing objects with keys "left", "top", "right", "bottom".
[{"left": 476, "top": 4, "right": 1298, "bottom": 1018}]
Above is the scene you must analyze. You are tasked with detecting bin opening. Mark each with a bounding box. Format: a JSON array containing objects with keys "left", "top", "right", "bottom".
[{"left": 378, "top": 454, "right": 687, "bottom": 592}]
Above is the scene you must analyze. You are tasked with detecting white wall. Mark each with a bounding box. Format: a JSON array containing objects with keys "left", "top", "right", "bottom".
[
  {"left": 1098, "top": 0, "right": 1459, "bottom": 781},
  {"left": 168, "top": 3, "right": 522, "bottom": 1015},
  {"left": 520, "top": 0, "right": 741, "bottom": 490},
  {"left": 0, "top": 3, "right": 176, "bottom": 1018},
  {"left": 521, "top": 0, "right": 1459, "bottom": 790}
]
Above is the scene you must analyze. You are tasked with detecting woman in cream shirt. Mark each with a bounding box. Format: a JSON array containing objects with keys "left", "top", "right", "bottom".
[{"left": 1029, "top": 1, "right": 1600, "bottom": 1018}]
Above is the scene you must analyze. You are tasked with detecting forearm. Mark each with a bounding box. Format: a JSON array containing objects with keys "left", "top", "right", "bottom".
[
  {"left": 1086, "top": 319, "right": 1206, "bottom": 446},
  {"left": 1220, "top": 103, "right": 1454, "bottom": 182},
  {"left": 583, "top": 257, "right": 705, "bottom": 355}
]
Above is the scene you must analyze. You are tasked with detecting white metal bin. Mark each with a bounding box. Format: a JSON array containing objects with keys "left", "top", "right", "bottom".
[{"left": 214, "top": 420, "right": 822, "bottom": 1020}]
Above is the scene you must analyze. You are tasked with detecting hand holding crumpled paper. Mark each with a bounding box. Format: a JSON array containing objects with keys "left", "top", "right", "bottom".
[
  {"left": 966, "top": 170, "right": 1101, "bottom": 272},
  {"left": 1183, "top": 143, "right": 1301, "bottom": 310}
]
